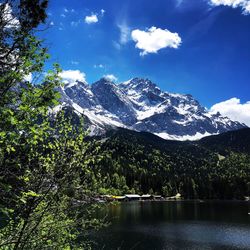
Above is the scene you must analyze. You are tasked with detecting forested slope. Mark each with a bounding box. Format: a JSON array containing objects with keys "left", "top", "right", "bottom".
[{"left": 88, "top": 128, "right": 250, "bottom": 199}]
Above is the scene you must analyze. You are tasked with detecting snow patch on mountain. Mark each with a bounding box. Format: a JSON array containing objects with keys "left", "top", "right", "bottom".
[{"left": 156, "top": 131, "right": 215, "bottom": 141}]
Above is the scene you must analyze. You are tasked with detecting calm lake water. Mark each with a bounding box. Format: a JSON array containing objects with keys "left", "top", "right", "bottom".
[{"left": 91, "top": 201, "right": 250, "bottom": 250}]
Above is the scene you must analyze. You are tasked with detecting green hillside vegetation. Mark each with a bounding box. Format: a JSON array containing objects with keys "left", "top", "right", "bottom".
[
  {"left": 87, "top": 128, "right": 250, "bottom": 200},
  {"left": 198, "top": 128, "right": 250, "bottom": 154}
]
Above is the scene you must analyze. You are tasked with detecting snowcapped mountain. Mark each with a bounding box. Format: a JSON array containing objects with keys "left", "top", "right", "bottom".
[{"left": 55, "top": 77, "right": 247, "bottom": 140}]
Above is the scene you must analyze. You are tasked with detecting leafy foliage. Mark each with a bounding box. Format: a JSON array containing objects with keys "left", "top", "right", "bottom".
[{"left": 0, "top": 1, "right": 106, "bottom": 249}]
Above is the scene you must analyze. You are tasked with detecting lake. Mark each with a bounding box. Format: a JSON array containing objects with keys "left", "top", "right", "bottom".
[{"left": 91, "top": 201, "right": 250, "bottom": 250}]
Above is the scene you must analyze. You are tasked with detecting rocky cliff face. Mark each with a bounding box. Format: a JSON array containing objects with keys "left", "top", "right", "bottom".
[{"left": 55, "top": 77, "right": 246, "bottom": 140}]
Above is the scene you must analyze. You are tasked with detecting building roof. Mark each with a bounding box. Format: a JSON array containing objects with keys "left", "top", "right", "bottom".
[
  {"left": 153, "top": 195, "right": 162, "bottom": 198},
  {"left": 125, "top": 194, "right": 141, "bottom": 198},
  {"left": 112, "top": 196, "right": 125, "bottom": 199},
  {"left": 141, "top": 194, "right": 152, "bottom": 198}
]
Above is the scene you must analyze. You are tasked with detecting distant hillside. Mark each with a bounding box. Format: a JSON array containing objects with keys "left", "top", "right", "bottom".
[
  {"left": 198, "top": 128, "right": 250, "bottom": 154},
  {"left": 87, "top": 128, "right": 250, "bottom": 200}
]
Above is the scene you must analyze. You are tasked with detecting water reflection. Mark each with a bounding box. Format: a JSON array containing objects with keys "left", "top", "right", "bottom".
[{"left": 91, "top": 201, "right": 250, "bottom": 250}]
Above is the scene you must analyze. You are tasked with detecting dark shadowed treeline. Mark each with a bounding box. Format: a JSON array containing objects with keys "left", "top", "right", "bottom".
[{"left": 87, "top": 128, "right": 250, "bottom": 199}]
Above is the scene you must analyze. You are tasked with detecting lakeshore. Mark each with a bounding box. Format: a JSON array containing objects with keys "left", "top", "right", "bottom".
[{"left": 93, "top": 193, "right": 250, "bottom": 203}]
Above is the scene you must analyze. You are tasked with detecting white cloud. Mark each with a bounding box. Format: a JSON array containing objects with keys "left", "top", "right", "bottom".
[
  {"left": 64, "top": 8, "right": 69, "bottom": 13},
  {"left": 210, "top": 98, "right": 250, "bottom": 126},
  {"left": 101, "top": 9, "right": 105, "bottom": 15},
  {"left": 60, "top": 13, "right": 66, "bottom": 18},
  {"left": 85, "top": 14, "right": 98, "bottom": 24},
  {"left": 84, "top": 10, "right": 104, "bottom": 24},
  {"left": 117, "top": 22, "right": 131, "bottom": 45},
  {"left": 59, "top": 70, "right": 86, "bottom": 83},
  {"left": 103, "top": 74, "right": 118, "bottom": 82},
  {"left": 50, "top": 21, "right": 54, "bottom": 26},
  {"left": 131, "top": 26, "right": 182, "bottom": 56},
  {"left": 209, "top": 0, "right": 250, "bottom": 14}
]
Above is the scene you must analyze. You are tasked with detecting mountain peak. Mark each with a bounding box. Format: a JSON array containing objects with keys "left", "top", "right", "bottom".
[
  {"left": 63, "top": 79, "right": 88, "bottom": 89},
  {"left": 57, "top": 76, "right": 247, "bottom": 140},
  {"left": 121, "top": 77, "right": 157, "bottom": 90},
  {"left": 93, "top": 77, "right": 116, "bottom": 86}
]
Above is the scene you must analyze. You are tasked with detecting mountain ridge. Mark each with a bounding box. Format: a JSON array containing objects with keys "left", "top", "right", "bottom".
[{"left": 56, "top": 77, "right": 247, "bottom": 140}]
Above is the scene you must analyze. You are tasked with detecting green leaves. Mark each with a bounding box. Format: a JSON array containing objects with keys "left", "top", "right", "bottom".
[
  {"left": 22, "top": 190, "right": 40, "bottom": 198},
  {"left": 0, "top": 1, "right": 106, "bottom": 249}
]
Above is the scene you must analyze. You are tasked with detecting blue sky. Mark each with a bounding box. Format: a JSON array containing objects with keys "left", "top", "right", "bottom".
[{"left": 40, "top": 0, "right": 250, "bottom": 124}]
